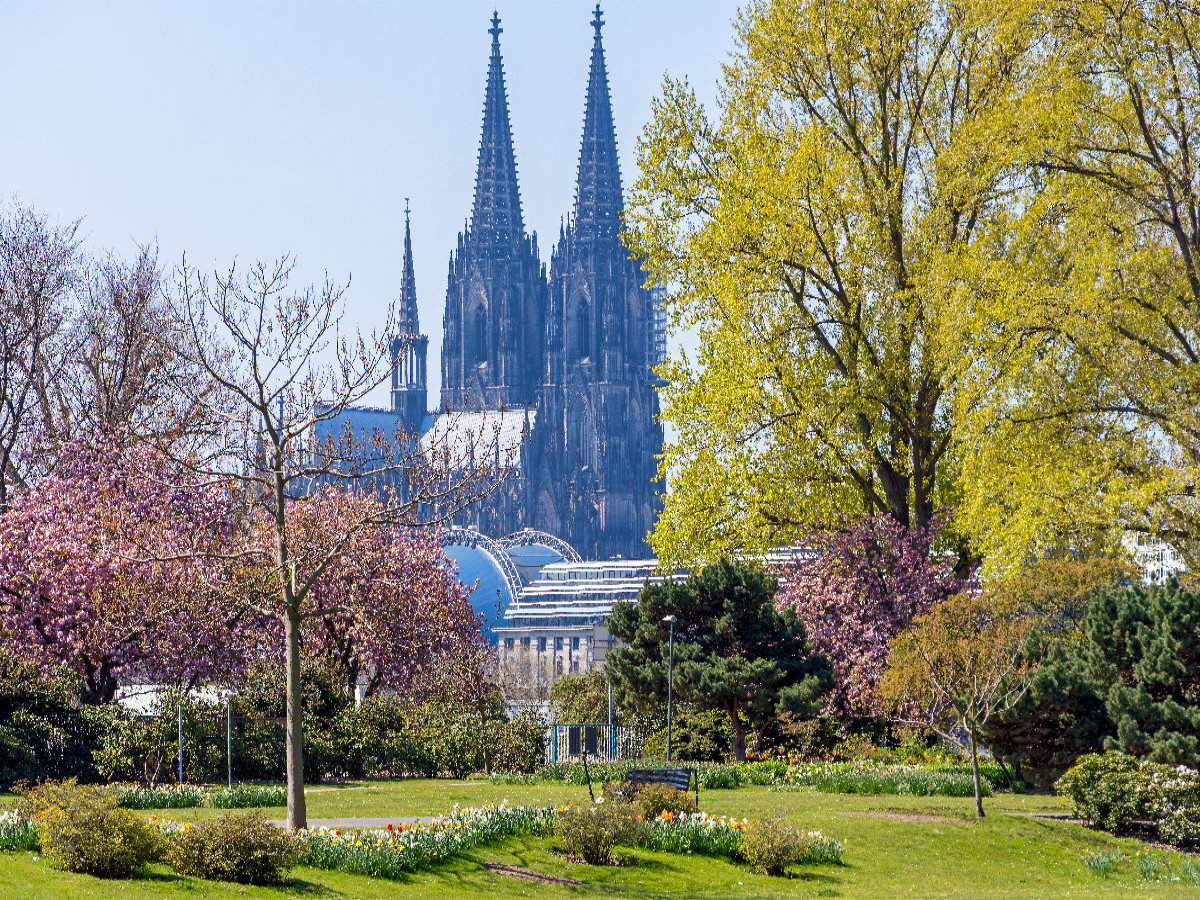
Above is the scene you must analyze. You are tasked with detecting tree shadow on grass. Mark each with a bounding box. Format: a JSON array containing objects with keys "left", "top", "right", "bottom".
[
  {"left": 136, "top": 867, "right": 336, "bottom": 896},
  {"left": 271, "top": 878, "right": 337, "bottom": 896},
  {"left": 789, "top": 868, "right": 842, "bottom": 885}
]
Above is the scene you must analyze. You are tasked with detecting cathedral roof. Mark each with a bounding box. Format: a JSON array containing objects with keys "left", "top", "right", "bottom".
[
  {"left": 421, "top": 407, "right": 535, "bottom": 470},
  {"left": 572, "top": 4, "right": 624, "bottom": 243},
  {"left": 469, "top": 12, "right": 525, "bottom": 257}
]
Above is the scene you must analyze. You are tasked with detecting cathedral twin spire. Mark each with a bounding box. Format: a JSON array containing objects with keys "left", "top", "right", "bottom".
[
  {"left": 469, "top": 11, "right": 525, "bottom": 256},
  {"left": 573, "top": 4, "right": 624, "bottom": 242},
  {"left": 467, "top": 5, "right": 622, "bottom": 253}
]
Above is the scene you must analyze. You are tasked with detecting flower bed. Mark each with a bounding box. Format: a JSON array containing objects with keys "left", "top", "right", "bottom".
[
  {"left": 205, "top": 784, "right": 288, "bottom": 809},
  {"left": 0, "top": 811, "right": 38, "bottom": 852},
  {"left": 115, "top": 785, "right": 207, "bottom": 809},
  {"left": 492, "top": 759, "right": 745, "bottom": 789},
  {"left": 634, "top": 811, "right": 744, "bottom": 858},
  {"left": 634, "top": 810, "right": 843, "bottom": 865},
  {"left": 113, "top": 783, "right": 286, "bottom": 810},
  {"left": 492, "top": 752, "right": 1007, "bottom": 793},
  {"left": 301, "top": 803, "right": 554, "bottom": 879},
  {"left": 777, "top": 761, "right": 991, "bottom": 797}
]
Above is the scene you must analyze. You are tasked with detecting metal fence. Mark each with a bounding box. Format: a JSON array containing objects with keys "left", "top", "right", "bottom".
[{"left": 545, "top": 723, "right": 637, "bottom": 763}]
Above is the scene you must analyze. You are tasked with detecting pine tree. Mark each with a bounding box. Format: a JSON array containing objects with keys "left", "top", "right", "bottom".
[
  {"left": 606, "top": 560, "right": 831, "bottom": 761},
  {"left": 1082, "top": 582, "right": 1200, "bottom": 766}
]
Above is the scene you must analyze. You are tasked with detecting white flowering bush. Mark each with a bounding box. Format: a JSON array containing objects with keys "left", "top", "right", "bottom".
[
  {"left": 1057, "top": 752, "right": 1200, "bottom": 846},
  {"left": 1143, "top": 765, "right": 1200, "bottom": 845}
]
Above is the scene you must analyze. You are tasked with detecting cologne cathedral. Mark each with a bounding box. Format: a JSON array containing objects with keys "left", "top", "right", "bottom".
[{"left": 388, "top": 6, "right": 664, "bottom": 560}]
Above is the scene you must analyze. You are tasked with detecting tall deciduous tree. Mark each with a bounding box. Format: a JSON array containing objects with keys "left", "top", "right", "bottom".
[
  {"left": 172, "top": 255, "right": 500, "bottom": 829},
  {"left": 775, "top": 513, "right": 961, "bottom": 716},
  {"left": 63, "top": 245, "right": 212, "bottom": 453},
  {"left": 0, "top": 437, "right": 239, "bottom": 703},
  {"left": 953, "top": 0, "right": 1200, "bottom": 568},
  {"left": 607, "top": 559, "right": 831, "bottom": 761},
  {"left": 0, "top": 206, "right": 79, "bottom": 508},
  {"left": 625, "top": 0, "right": 1060, "bottom": 566}
]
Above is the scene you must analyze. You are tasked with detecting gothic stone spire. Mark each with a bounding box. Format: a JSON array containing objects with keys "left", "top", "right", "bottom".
[
  {"left": 400, "top": 198, "right": 419, "bottom": 332},
  {"left": 470, "top": 11, "right": 525, "bottom": 255},
  {"left": 573, "top": 3, "right": 623, "bottom": 242},
  {"left": 392, "top": 199, "right": 429, "bottom": 432}
]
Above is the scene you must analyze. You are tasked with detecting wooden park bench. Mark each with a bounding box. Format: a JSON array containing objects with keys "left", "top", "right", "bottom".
[{"left": 625, "top": 767, "right": 699, "bottom": 805}]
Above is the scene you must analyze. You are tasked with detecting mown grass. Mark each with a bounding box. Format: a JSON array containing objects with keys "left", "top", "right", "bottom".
[{"left": 0, "top": 780, "right": 1196, "bottom": 898}]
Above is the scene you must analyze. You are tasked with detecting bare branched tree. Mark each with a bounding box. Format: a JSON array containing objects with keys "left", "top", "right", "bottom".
[
  {"left": 0, "top": 205, "right": 80, "bottom": 508},
  {"left": 65, "top": 244, "right": 213, "bottom": 449},
  {"left": 498, "top": 643, "right": 559, "bottom": 714},
  {"left": 172, "top": 254, "right": 508, "bottom": 829}
]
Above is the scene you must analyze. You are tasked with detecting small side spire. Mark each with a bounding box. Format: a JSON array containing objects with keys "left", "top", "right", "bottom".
[
  {"left": 400, "top": 197, "right": 419, "bottom": 332},
  {"left": 470, "top": 11, "right": 525, "bottom": 255},
  {"left": 573, "top": 3, "right": 623, "bottom": 241}
]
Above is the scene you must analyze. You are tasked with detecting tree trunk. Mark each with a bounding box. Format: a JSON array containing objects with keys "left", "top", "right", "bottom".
[
  {"left": 284, "top": 606, "right": 307, "bottom": 830},
  {"left": 729, "top": 701, "right": 747, "bottom": 762},
  {"left": 967, "top": 721, "right": 984, "bottom": 819}
]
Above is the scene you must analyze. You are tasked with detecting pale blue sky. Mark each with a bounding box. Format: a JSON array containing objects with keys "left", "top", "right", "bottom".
[{"left": 3, "top": 0, "right": 739, "bottom": 404}]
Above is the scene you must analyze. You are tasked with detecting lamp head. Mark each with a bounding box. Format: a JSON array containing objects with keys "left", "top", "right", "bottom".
[{"left": 662, "top": 615, "right": 676, "bottom": 624}]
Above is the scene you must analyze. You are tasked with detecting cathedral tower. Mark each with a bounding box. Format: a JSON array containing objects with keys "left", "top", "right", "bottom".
[
  {"left": 538, "top": 4, "right": 664, "bottom": 558},
  {"left": 441, "top": 13, "right": 547, "bottom": 411},
  {"left": 391, "top": 201, "right": 429, "bottom": 434}
]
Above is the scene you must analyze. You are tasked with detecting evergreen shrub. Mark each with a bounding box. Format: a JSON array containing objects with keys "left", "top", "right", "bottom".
[
  {"left": 167, "top": 812, "right": 304, "bottom": 884},
  {"left": 19, "top": 781, "right": 162, "bottom": 877}
]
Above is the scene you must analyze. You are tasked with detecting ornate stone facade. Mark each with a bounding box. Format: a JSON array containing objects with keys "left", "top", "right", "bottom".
[{"left": 391, "top": 6, "right": 663, "bottom": 559}]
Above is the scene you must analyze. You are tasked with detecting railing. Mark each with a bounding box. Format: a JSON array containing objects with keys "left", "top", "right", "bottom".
[{"left": 545, "top": 723, "right": 634, "bottom": 763}]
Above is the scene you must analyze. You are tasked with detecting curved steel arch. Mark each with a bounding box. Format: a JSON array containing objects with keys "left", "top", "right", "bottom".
[
  {"left": 498, "top": 528, "right": 583, "bottom": 563},
  {"left": 439, "top": 527, "right": 523, "bottom": 603}
]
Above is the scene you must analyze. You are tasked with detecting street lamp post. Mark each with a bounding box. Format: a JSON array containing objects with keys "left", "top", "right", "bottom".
[{"left": 662, "top": 615, "right": 676, "bottom": 762}]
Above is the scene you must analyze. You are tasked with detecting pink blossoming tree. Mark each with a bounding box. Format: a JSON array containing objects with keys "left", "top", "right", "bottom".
[
  {"left": 0, "top": 436, "right": 241, "bottom": 703},
  {"left": 240, "top": 487, "right": 484, "bottom": 702},
  {"left": 775, "top": 512, "right": 961, "bottom": 717}
]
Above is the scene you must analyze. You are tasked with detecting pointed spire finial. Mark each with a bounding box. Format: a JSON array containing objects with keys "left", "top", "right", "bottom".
[
  {"left": 470, "top": 9, "right": 525, "bottom": 255},
  {"left": 400, "top": 201, "right": 419, "bottom": 331},
  {"left": 572, "top": 2, "right": 623, "bottom": 243}
]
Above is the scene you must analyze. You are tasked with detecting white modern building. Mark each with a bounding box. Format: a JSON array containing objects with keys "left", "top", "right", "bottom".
[
  {"left": 495, "top": 560, "right": 674, "bottom": 677},
  {"left": 1123, "top": 533, "right": 1188, "bottom": 584}
]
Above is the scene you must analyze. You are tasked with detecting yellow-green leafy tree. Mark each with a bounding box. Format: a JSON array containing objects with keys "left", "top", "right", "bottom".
[
  {"left": 625, "top": 0, "right": 1066, "bottom": 567},
  {"left": 953, "top": 0, "right": 1200, "bottom": 569}
]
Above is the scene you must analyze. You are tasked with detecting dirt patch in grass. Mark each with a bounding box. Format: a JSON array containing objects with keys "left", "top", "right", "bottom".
[
  {"left": 481, "top": 862, "right": 584, "bottom": 885},
  {"left": 838, "top": 810, "right": 974, "bottom": 826}
]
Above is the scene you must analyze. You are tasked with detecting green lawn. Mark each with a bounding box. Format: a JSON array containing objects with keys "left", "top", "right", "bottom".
[{"left": 1, "top": 780, "right": 1196, "bottom": 898}]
